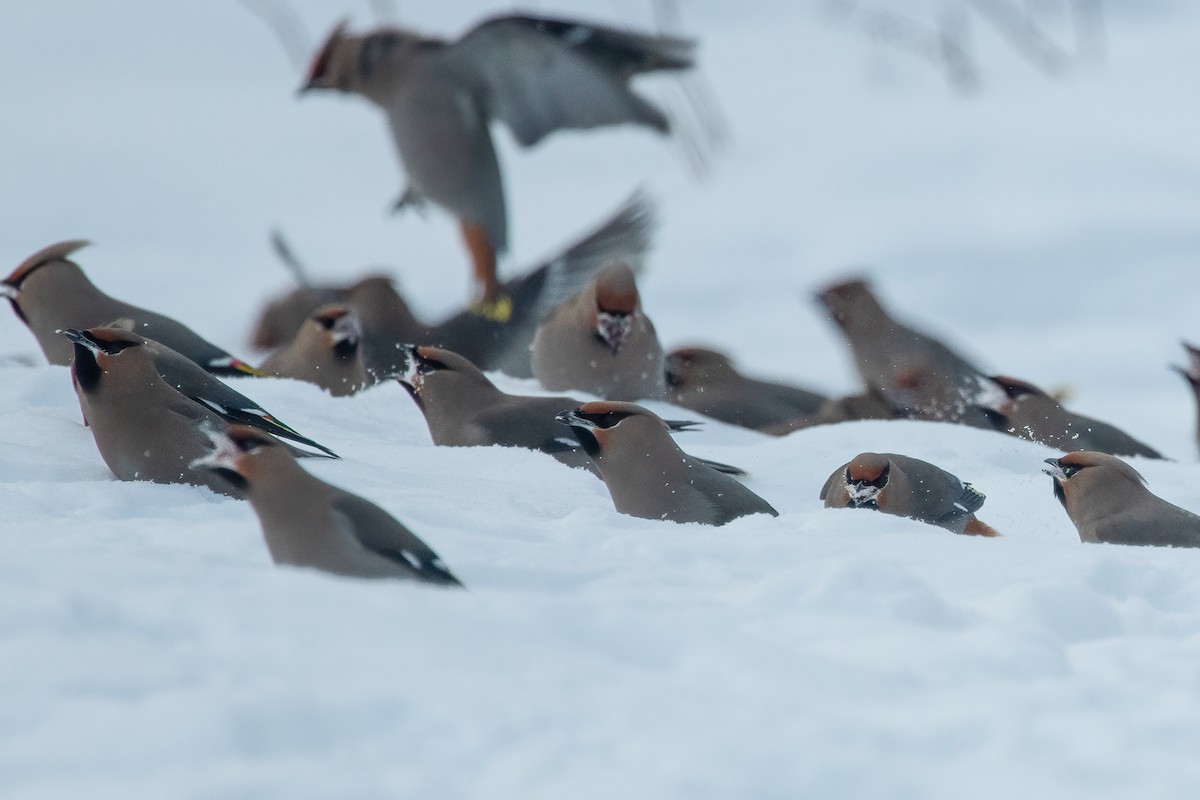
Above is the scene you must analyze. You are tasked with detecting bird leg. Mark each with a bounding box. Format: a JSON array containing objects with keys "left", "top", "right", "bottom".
[{"left": 461, "top": 220, "right": 511, "bottom": 323}]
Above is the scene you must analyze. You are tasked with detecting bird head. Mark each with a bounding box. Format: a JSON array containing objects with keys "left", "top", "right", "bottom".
[{"left": 191, "top": 424, "right": 281, "bottom": 493}]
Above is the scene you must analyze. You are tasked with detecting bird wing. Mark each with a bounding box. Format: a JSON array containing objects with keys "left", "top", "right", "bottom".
[
  {"left": 933, "top": 482, "right": 987, "bottom": 527},
  {"left": 331, "top": 494, "right": 462, "bottom": 586},
  {"left": 443, "top": 14, "right": 694, "bottom": 147}
]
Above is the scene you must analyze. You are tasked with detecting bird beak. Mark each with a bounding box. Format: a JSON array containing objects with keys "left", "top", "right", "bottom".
[
  {"left": 1041, "top": 457, "right": 1068, "bottom": 481},
  {"left": 555, "top": 409, "right": 596, "bottom": 430},
  {"left": 390, "top": 344, "right": 423, "bottom": 390},
  {"left": 61, "top": 328, "right": 102, "bottom": 352},
  {"left": 595, "top": 312, "right": 632, "bottom": 355},
  {"left": 330, "top": 313, "right": 362, "bottom": 346}
]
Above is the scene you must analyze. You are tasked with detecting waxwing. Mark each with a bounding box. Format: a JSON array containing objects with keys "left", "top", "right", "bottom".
[
  {"left": 530, "top": 262, "right": 665, "bottom": 399},
  {"left": 665, "top": 346, "right": 826, "bottom": 431},
  {"left": 3, "top": 240, "right": 258, "bottom": 376},
  {"left": 556, "top": 401, "right": 778, "bottom": 525},
  {"left": 1044, "top": 451, "right": 1200, "bottom": 547},
  {"left": 64, "top": 328, "right": 242, "bottom": 497},
  {"left": 195, "top": 426, "right": 462, "bottom": 584},
  {"left": 259, "top": 304, "right": 370, "bottom": 397},
  {"left": 250, "top": 192, "right": 654, "bottom": 380},
  {"left": 820, "top": 452, "right": 998, "bottom": 536},
  {"left": 300, "top": 14, "right": 692, "bottom": 316},
  {"left": 815, "top": 278, "right": 989, "bottom": 426},
  {"left": 395, "top": 345, "right": 710, "bottom": 474},
  {"left": 985, "top": 375, "right": 1161, "bottom": 459}
]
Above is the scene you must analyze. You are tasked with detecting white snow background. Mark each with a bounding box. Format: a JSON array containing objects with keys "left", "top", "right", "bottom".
[{"left": 3, "top": 1, "right": 1200, "bottom": 797}]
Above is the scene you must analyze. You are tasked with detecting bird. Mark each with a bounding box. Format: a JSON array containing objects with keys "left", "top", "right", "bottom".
[
  {"left": 299, "top": 13, "right": 693, "bottom": 319},
  {"left": 258, "top": 304, "right": 370, "bottom": 397},
  {"left": 249, "top": 191, "right": 655, "bottom": 379},
  {"left": 664, "top": 346, "right": 827, "bottom": 431},
  {"left": 815, "top": 277, "right": 990, "bottom": 426},
  {"left": 92, "top": 323, "right": 337, "bottom": 457},
  {"left": 394, "top": 345, "right": 713, "bottom": 474},
  {"left": 556, "top": 401, "right": 779, "bottom": 525},
  {"left": 1043, "top": 451, "right": 1200, "bottom": 547},
  {"left": 1172, "top": 341, "right": 1200, "bottom": 457},
  {"left": 63, "top": 327, "right": 243, "bottom": 497},
  {"left": 193, "top": 425, "right": 463, "bottom": 584},
  {"left": 531, "top": 261, "right": 665, "bottom": 399},
  {"left": 983, "top": 375, "right": 1161, "bottom": 459},
  {"left": 820, "top": 452, "right": 998, "bottom": 536},
  {"left": 763, "top": 387, "right": 901, "bottom": 436},
  {"left": 2, "top": 240, "right": 259, "bottom": 376}
]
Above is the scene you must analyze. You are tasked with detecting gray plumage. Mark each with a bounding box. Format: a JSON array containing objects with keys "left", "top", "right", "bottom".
[
  {"left": 3, "top": 240, "right": 258, "bottom": 376},
  {"left": 1044, "top": 451, "right": 1200, "bottom": 547},
  {"left": 396, "top": 345, "right": 723, "bottom": 474},
  {"left": 985, "top": 375, "right": 1161, "bottom": 459},
  {"left": 816, "top": 277, "right": 991, "bottom": 426},
  {"left": 97, "top": 322, "right": 336, "bottom": 457},
  {"left": 301, "top": 14, "right": 690, "bottom": 302},
  {"left": 557, "top": 401, "right": 778, "bottom": 525},
  {"left": 665, "top": 346, "right": 826, "bottom": 431},
  {"left": 820, "top": 452, "right": 998, "bottom": 536},
  {"left": 64, "top": 328, "right": 242, "bottom": 497},
  {"left": 531, "top": 262, "right": 665, "bottom": 399},
  {"left": 250, "top": 192, "right": 655, "bottom": 380},
  {"left": 259, "top": 304, "right": 370, "bottom": 397},
  {"left": 764, "top": 388, "right": 901, "bottom": 436},
  {"left": 194, "top": 426, "right": 462, "bottom": 584}
]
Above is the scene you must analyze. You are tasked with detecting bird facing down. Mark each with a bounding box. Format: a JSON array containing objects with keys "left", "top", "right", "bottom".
[
  {"left": 815, "top": 277, "right": 990, "bottom": 426},
  {"left": 194, "top": 425, "right": 463, "bottom": 585},
  {"left": 3, "top": 240, "right": 259, "bottom": 376},
  {"left": 983, "top": 375, "right": 1161, "bottom": 459},
  {"left": 258, "top": 304, "right": 370, "bottom": 397},
  {"left": 249, "top": 192, "right": 655, "bottom": 380},
  {"left": 665, "top": 346, "right": 827, "bottom": 431},
  {"left": 393, "top": 344, "right": 708, "bottom": 473},
  {"left": 531, "top": 262, "right": 665, "bottom": 400},
  {"left": 300, "top": 13, "right": 692, "bottom": 316},
  {"left": 820, "top": 452, "right": 999, "bottom": 536},
  {"left": 556, "top": 401, "right": 778, "bottom": 525},
  {"left": 64, "top": 327, "right": 243, "bottom": 497},
  {"left": 97, "top": 323, "right": 337, "bottom": 458},
  {"left": 1043, "top": 451, "right": 1200, "bottom": 547}
]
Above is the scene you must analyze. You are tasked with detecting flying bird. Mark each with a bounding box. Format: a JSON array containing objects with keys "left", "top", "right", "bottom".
[{"left": 299, "top": 13, "right": 694, "bottom": 319}]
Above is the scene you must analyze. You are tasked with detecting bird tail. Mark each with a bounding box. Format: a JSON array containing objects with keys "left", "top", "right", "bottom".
[{"left": 963, "top": 517, "right": 1000, "bottom": 537}]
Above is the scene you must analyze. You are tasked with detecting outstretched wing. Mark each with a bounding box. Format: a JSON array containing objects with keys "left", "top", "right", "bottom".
[{"left": 445, "top": 14, "right": 694, "bottom": 146}]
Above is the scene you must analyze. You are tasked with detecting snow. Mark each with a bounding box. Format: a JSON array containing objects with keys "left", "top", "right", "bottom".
[{"left": 4, "top": 1, "right": 1200, "bottom": 797}]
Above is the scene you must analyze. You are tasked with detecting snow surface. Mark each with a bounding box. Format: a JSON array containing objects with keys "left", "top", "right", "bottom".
[{"left": 4, "top": 1, "right": 1200, "bottom": 797}]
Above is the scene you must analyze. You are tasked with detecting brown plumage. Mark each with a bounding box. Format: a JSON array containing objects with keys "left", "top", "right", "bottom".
[
  {"left": 530, "top": 262, "right": 665, "bottom": 399},
  {"left": 259, "top": 304, "right": 369, "bottom": 397},
  {"left": 1043, "top": 451, "right": 1200, "bottom": 547},
  {"left": 63, "top": 328, "right": 242, "bottom": 497},
  {"left": 194, "top": 426, "right": 462, "bottom": 584},
  {"left": 665, "top": 346, "right": 827, "bottom": 431},
  {"left": 249, "top": 193, "right": 655, "bottom": 380},
  {"left": 815, "top": 277, "right": 992, "bottom": 426},
  {"left": 300, "top": 14, "right": 692, "bottom": 308},
  {"left": 985, "top": 375, "right": 1161, "bottom": 459},
  {"left": 556, "top": 401, "right": 778, "bottom": 525},
  {"left": 820, "top": 452, "right": 998, "bottom": 536},
  {"left": 3, "top": 240, "right": 258, "bottom": 376}
]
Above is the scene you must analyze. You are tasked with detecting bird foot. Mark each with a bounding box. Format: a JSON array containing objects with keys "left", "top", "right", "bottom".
[{"left": 468, "top": 293, "right": 513, "bottom": 323}]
